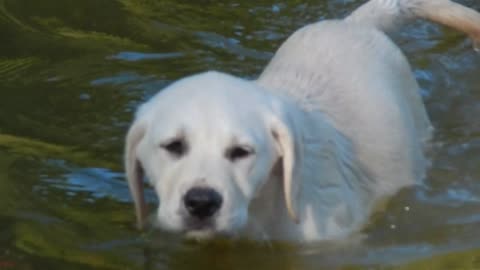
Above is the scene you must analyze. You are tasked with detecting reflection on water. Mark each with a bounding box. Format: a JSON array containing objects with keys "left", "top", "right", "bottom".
[{"left": 0, "top": 0, "right": 479, "bottom": 269}]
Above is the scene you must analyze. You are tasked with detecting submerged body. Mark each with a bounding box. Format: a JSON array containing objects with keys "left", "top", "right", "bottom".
[{"left": 252, "top": 21, "right": 433, "bottom": 240}]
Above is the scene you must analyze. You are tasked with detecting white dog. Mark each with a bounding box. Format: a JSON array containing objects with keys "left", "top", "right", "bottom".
[{"left": 125, "top": 0, "right": 480, "bottom": 242}]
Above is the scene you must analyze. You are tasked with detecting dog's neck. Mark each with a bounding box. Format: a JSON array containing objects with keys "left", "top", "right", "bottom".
[{"left": 248, "top": 93, "right": 375, "bottom": 242}]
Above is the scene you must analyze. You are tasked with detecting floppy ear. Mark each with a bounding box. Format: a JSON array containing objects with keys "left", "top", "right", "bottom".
[
  {"left": 269, "top": 114, "right": 303, "bottom": 224},
  {"left": 125, "top": 120, "right": 148, "bottom": 229}
]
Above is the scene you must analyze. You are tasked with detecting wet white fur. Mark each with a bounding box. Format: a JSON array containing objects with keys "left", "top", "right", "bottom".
[{"left": 125, "top": 0, "right": 480, "bottom": 242}]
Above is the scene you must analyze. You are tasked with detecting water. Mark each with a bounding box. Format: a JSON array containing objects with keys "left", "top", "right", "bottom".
[{"left": 0, "top": 0, "right": 479, "bottom": 269}]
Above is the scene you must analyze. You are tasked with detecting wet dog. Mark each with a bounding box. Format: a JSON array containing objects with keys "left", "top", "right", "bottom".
[{"left": 125, "top": 0, "right": 480, "bottom": 242}]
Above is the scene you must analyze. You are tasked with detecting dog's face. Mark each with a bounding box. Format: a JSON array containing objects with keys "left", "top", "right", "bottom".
[{"left": 125, "top": 72, "right": 301, "bottom": 239}]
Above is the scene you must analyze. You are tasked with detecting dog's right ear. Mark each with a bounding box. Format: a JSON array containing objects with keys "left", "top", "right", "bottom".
[{"left": 125, "top": 119, "right": 148, "bottom": 229}]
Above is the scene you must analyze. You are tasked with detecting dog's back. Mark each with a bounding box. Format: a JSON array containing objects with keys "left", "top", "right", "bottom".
[{"left": 257, "top": 0, "right": 480, "bottom": 198}]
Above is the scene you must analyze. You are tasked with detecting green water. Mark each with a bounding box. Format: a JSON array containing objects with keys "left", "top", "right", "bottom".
[{"left": 0, "top": 0, "right": 479, "bottom": 269}]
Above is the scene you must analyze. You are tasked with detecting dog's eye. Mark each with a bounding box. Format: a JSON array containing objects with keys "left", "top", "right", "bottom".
[
  {"left": 226, "top": 146, "right": 253, "bottom": 161},
  {"left": 161, "top": 139, "right": 187, "bottom": 157}
]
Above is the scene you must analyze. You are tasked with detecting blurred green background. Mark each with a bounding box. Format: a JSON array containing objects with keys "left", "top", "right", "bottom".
[{"left": 0, "top": 0, "right": 479, "bottom": 269}]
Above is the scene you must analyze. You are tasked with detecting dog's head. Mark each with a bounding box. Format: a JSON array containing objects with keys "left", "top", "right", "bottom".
[{"left": 125, "top": 71, "right": 302, "bottom": 239}]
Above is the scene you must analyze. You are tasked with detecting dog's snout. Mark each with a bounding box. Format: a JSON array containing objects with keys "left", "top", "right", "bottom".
[{"left": 184, "top": 187, "right": 222, "bottom": 219}]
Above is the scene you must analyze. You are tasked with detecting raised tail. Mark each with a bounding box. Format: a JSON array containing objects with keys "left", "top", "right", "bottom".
[{"left": 346, "top": 0, "right": 480, "bottom": 49}]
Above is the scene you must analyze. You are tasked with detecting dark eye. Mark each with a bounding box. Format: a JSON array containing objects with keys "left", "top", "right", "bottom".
[
  {"left": 226, "top": 146, "right": 253, "bottom": 161},
  {"left": 161, "top": 139, "right": 187, "bottom": 157}
]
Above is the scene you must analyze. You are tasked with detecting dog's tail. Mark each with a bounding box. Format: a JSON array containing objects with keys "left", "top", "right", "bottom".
[{"left": 346, "top": 0, "right": 480, "bottom": 49}]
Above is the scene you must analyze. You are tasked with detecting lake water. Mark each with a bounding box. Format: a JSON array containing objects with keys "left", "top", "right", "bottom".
[{"left": 0, "top": 0, "right": 479, "bottom": 269}]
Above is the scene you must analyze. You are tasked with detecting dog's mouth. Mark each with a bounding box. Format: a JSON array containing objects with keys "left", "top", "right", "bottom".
[
  {"left": 182, "top": 217, "right": 216, "bottom": 237},
  {"left": 184, "top": 217, "right": 215, "bottom": 230},
  {"left": 182, "top": 217, "right": 235, "bottom": 240}
]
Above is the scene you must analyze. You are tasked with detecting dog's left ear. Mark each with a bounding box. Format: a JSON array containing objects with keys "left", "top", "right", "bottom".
[
  {"left": 125, "top": 119, "right": 148, "bottom": 229},
  {"left": 268, "top": 109, "right": 304, "bottom": 224}
]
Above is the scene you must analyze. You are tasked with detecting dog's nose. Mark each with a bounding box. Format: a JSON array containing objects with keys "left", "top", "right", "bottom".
[{"left": 183, "top": 187, "right": 223, "bottom": 219}]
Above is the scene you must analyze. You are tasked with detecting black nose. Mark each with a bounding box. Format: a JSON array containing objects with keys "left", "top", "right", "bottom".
[{"left": 183, "top": 187, "right": 223, "bottom": 219}]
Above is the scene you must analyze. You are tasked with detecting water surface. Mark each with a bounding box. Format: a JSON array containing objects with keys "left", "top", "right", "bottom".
[{"left": 1, "top": 0, "right": 480, "bottom": 269}]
